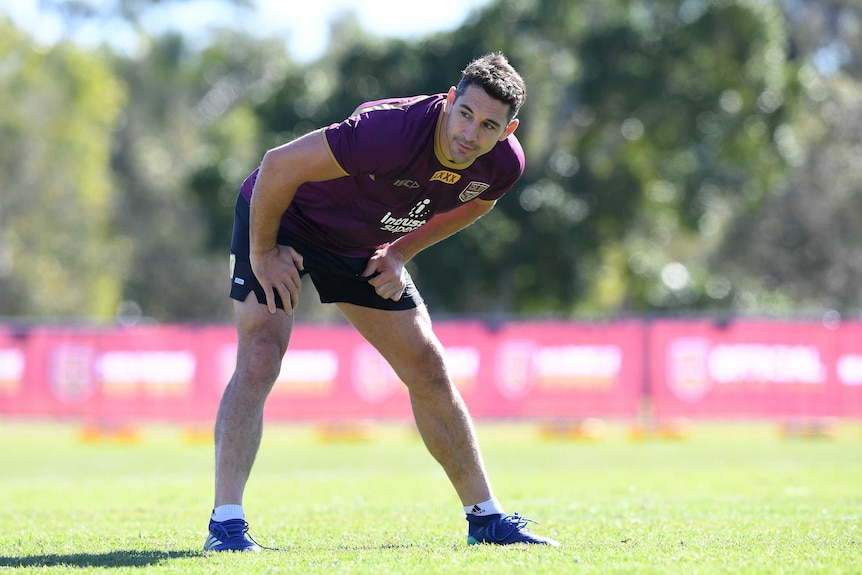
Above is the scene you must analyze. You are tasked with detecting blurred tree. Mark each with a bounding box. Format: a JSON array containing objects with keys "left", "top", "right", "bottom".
[
  {"left": 89, "top": 0, "right": 806, "bottom": 318},
  {"left": 710, "top": 0, "right": 862, "bottom": 315},
  {"left": 109, "top": 30, "right": 294, "bottom": 321},
  {"left": 0, "top": 19, "right": 128, "bottom": 318},
  {"left": 397, "top": 0, "right": 800, "bottom": 315},
  {"left": 781, "top": 0, "right": 862, "bottom": 77},
  {"left": 39, "top": 0, "right": 253, "bottom": 29},
  {"left": 715, "top": 78, "right": 862, "bottom": 314},
  {"left": 7, "top": 0, "right": 859, "bottom": 321}
]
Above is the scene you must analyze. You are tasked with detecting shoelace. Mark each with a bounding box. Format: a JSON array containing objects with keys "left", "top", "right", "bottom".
[
  {"left": 243, "top": 528, "right": 281, "bottom": 552},
  {"left": 214, "top": 520, "right": 281, "bottom": 551},
  {"left": 505, "top": 513, "right": 539, "bottom": 528},
  {"left": 481, "top": 513, "right": 541, "bottom": 542},
  {"left": 211, "top": 519, "right": 245, "bottom": 540}
]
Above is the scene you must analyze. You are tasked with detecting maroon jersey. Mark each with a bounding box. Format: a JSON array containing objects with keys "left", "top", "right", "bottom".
[{"left": 240, "top": 93, "right": 525, "bottom": 257}]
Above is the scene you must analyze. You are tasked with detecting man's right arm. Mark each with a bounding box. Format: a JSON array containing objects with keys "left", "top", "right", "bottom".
[
  {"left": 249, "top": 129, "right": 346, "bottom": 314},
  {"left": 250, "top": 129, "right": 346, "bottom": 255}
]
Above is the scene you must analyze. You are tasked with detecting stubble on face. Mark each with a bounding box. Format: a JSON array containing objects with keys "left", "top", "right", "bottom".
[{"left": 441, "top": 86, "right": 512, "bottom": 165}]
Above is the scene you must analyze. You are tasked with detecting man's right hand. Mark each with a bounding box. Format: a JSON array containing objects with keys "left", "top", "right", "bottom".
[{"left": 250, "top": 245, "right": 304, "bottom": 315}]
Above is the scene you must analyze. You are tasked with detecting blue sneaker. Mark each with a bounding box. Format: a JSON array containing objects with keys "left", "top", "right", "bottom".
[
  {"left": 203, "top": 518, "right": 261, "bottom": 552},
  {"left": 466, "top": 513, "right": 559, "bottom": 546}
]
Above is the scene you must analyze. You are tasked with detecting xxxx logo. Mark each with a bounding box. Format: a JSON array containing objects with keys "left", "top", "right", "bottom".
[{"left": 430, "top": 170, "right": 461, "bottom": 184}]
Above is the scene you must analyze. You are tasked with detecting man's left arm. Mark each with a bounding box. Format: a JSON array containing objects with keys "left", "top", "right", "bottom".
[{"left": 362, "top": 199, "right": 496, "bottom": 301}]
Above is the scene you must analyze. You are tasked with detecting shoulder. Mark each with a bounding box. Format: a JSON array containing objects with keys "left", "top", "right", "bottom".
[
  {"left": 463, "top": 134, "right": 525, "bottom": 201},
  {"left": 351, "top": 94, "right": 445, "bottom": 118},
  {"left": 325, "top": 94, "right": 445, "bottom": 174},
  {"left": 341, "top": 94, "right": 444, "bottom": 142},
  {"left": 486, "top": 133, "right": 526, "bottom": 178}
]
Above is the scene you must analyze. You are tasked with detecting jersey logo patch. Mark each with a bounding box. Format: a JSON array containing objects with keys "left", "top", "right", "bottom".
[
  {"left": 459, "top": 181, "right": 491, "bottom": 202},
  {"left": 430, "top": 170, "right": 461, "bottom": 184},
  {"left": 379, "top": 199, "right": 431, "bottom": 234},
  {"left": 393, "top": 179, "right": 420, "bottom": 189}
]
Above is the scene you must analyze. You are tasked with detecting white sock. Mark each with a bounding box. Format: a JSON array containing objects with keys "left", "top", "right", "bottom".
[
  {"left": 464, "top": 498, "right": 505, "bottom": 516},
  {"left": 211, "top": 504, "right": 245, "bottom": 522}
]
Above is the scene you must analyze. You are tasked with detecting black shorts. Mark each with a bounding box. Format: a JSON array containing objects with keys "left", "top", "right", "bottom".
[{"left": 229, "top": 196, "right": 423, "bottom": 311}]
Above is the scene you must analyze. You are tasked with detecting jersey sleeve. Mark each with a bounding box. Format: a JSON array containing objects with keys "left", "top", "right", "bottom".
[
  {"left": 478, "top": 134, "right": 526, "bottom": 202},
  {"left": 323, "top": 107, "right": 416, "bottom": 177}
]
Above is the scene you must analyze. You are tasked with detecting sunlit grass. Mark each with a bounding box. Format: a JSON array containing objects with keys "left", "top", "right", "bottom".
[{"left": 2, "top": 420, "right": 860, "bottom": 574}]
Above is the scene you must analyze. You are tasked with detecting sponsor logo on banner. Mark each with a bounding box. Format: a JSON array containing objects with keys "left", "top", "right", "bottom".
[
  {"left": 49, "top": 344, "right": 96, "bottom": 404},
  {"left": 218, "top": 345, "right": 338, "bottom": 395},
  {"left": 837, "top": 354, "right": 862, "bottom": 386},
  {"left": 667, "top": 338, "right": 713, "bottom": 402},
  {"left": 444, "top": 346, "right": 480, "bottom": 392},
  {"left": 708, "top": 344, "right": 826, "bottom": 385},
  {"left": 97, "top": 351, "right": 195, "bottom": 396},
  {"left": 352, "top": 344, "right": 403, "bottom": 402},
  {"left": 496, "top": 342, "right": 621, "bottom": 398},
  {"left": 668, "top": 339, "right": 828, "bottom": 402},
  {"left": 496, "top": 341, "right": 535, "bottom": 400},
  {"left": 459, "top": 181, "right": 490, "bottom": 202},
  {"left": 532, "top": 345, "right": 621, "bottom": 389},
  {"left": 0, "top": 348, "right": 24, "bottom": 395},
  {"left": 272, "top": 349, "right": 338, "bottom": 395},
  {"left": 430, "top": 170, "right": 461, "bottom": 184}
]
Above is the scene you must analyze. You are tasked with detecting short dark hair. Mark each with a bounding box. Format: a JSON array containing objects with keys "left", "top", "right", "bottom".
[{"left": 455, "top": 52, "right": 526, "bottom": 122}]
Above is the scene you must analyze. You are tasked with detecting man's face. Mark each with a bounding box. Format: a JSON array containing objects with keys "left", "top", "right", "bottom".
[{"left": 441, "top": 85, "right": 519, "bottom": 164}]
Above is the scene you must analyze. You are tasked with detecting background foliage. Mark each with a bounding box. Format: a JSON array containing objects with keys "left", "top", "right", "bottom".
[{"left": 1, "top": 0, "right": 860, "bottom": 322}]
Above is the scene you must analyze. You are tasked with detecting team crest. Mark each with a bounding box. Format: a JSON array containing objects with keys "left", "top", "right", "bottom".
[
  {"left": 459, "top": 181, "right": 490, "bottom": 202},
  {"left": 666, "top": 338, "right": 713, "bottom": 402}
]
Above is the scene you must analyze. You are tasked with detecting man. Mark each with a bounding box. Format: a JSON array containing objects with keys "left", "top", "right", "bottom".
[{"left": 204, "top": 52, "right": 558, "bottom": 552}]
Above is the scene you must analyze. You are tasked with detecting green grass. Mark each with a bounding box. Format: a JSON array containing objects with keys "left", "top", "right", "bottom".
[{"left": 1, "top": 419, "right": 861, "bottom": 574}]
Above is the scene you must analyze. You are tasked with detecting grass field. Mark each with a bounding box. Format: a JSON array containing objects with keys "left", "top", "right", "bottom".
[{"left": 1, "top": 419, "right": 860, "bottom": 574}]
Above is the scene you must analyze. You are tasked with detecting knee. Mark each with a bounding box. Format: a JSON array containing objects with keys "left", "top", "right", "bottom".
[
  {"left": 234, "top": 331, "right": 288, "bottom": 391},
  {"left": 399, "top": 346, "right": 454, "bottom": 395}
]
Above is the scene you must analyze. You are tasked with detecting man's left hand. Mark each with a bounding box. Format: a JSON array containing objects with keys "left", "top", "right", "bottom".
[{"left": 362, "top": 243, "right": 408, "bottom": 301}]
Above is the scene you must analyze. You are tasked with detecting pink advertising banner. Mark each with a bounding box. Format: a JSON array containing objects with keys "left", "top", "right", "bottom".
[
  {"left": 485, "top": 321, "right": 644, "bottom": 418},
  {"left": 1, "top": 319, "right": 860, "bottom": 422},
  {"left": 0, "top": 320, "right": 644, "bottom": 422},
  {"left": 650, "top": 320, "right": 862, "bottom": 418}
]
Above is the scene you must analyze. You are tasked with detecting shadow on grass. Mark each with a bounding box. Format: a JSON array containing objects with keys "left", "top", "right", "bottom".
[
  {"left": 0, "top": 549, "right": 202, "bottom": 568},
  {"left": 0, "top": 544, "right": 418, "bottom": 566}
]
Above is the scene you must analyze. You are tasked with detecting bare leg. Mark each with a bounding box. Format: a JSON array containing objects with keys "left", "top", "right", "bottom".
[
  {"left": 213, "top": 295, "right": 292, "bottom": 507},
  {"left": 337, "top": 302, "right": 494, "bottom": 506}
]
